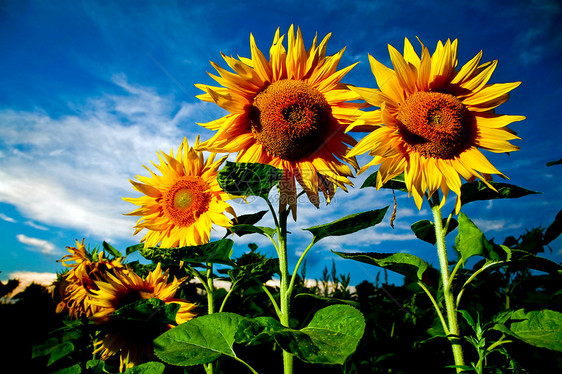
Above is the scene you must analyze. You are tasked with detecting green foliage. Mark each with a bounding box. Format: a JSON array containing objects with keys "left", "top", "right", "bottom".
[
  {"left": 102, "top": 241, "right": 123, "bottom": 258},
  {"left": 304, "top": 207, "right": 388, "bottom": 244},
  {"left": 111, "top": 298, "right": 180, "bottom": 325},
  {"left": 455, "top": 213, "right": 510, "bottom": 265},
  {"left": 154, "top": 312, "right": 245, "bottom": 366},
  {"left": 33, "top": 338, "right": 75, "bottom": 366},
  {"left": 229, "top": 224, "right": 276, "bottom": 238},
  {"left": 361, "top": 171, "right": 408, "bottom": 192},
  {"left": 460, "top": 181, "right": 539, "bottom": 206},
  {"left": 123, "top": 361, "right": 165, "bottom": 374},
  {"left": 411, "top": 219, "right": 458, "bottom": 245},
  {"left": 332, "top": 251, "right": 431, "bottom": 282},
  {"left": 218, "top": 161, "right": 283, "bottom": 198},
  {"left": 495, "top": 309, "right": 562, "bottom": 352},
  {"left": 140, "top": 239, "right": 234, "bottom": 265},
  {"left": 544, "top": 210, "right": 562, "bottom": 245}
]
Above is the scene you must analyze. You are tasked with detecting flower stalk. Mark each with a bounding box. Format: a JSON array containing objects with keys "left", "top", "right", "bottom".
[{"left": 430, "top": 194, "right": 465, "bottom": 372}]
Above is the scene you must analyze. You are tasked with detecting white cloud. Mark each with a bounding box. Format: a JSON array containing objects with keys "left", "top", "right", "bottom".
[
  {"left": 0, "top": 75, "right": 214, "bottom": 241},
  {"left": 16, "top": 234, "right": 58, "bottom": 255},
  {"left": 24, "top": 221, "right": 49, "bottom": 231},
  {"left": 0, "top": 213, "right": 16, "bottom": 223},
  {"left": 1, "top": 271, "right": 57, "bottom": 299},
  {"left": 472, "top": 219, "right": 522, "bottom": 233}
]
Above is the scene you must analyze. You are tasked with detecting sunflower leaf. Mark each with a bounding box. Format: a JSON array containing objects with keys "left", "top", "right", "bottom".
[
  {"left": 102, "top": 241, "right": 123, "bottom": 258},
  {"left": 493, "top": 309, "right": 562, "bottom": 352},
  {"left": 236, "top": 305, "right": 365, "bottom": 365},
  {"left": 332, "top": 251, "right": 431, "bottom": 282},
  {"left": 361, "top": 172, "right": 408, "bottom": 192},
  {"left": 126, "top": 243, "right": 143, "bottom": 256},
  {"left": 544, "top": 210, "right": 562, "bottom": 245},
  {"left": 111, "top": 298, "right": 180, "bottom": 325},
  {"left": 140, "top": 239, "right": 234, "bottom": 265},
  {"left": 455, "top": 213, "right": 509, "bottom": 265},
  {"left": 546, "top": 158, "right": 562, "bottom": 167},
  {"left": 304, "top": 207, "right": 389, "bottom": 243},
  {"left": 154, "top": 312, "right": 245, "bottom": 366},
  {"left": 411, "top": 219, "right": 458, "bottom": 245},
  {"left": 229, "top": 224, "right": 276, "bottom": 238},
  {"left": 460, "top": 181, "right": 540, "bottom": 206},
  {"left": 234, "top": 210, "right": 268, "bottom": 225},
  {"left": 123, "top": 361, "right": 165, "bottom": 374},
  {"left": 218, "top": 161, "right": 283, "bottom": 198}
]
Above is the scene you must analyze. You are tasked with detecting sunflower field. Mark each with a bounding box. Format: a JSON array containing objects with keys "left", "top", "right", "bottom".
[{"left": 1, "top": 25, "right": 561, "bottom": 374}]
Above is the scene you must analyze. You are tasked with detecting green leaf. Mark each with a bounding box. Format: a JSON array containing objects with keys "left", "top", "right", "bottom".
[
  {"left": 123, "top": 362, "right": 165, "bottom": 374},
  {"left": 126, "top": 243, "right": 143, "bottom": 256},
  {"left": 234, "top": 210, "right": 268, "bottom": 225},
  {"left": 140, "top": 239, "right": 234, "bottom": 265},
  {"left": 102, "top": 241, "right": 123, "bottom": 258},
  {"left": 546, "top": 158, "right": 562, "bottom": 167},
  {"left": 236, "top": 305, "right": 365, "bottom": 365},
  {"left": 455, "top": 213, "right": 509, "bottom": 265},
  {"left": 544, "top": 210, "right": 562, "bottom": 245},
  {"left": 32, "top": 338, "right": 74, "bottom": 366},
  {"left": 218, "top": 161, "right": 283, "bottom": 198},
  {"left": 361, "top": 172, "right": 408, "bottom": 192},
  {"left": 229, "top": 224, "right": 276, "bottom": 238},
  {"left": 154, "top": 312, "right": 245, "bottom": 366},
  {"left": 497, "top": 309, "right": 562, "bottom": 352},
  {"left": 280, "top": 305, "right": 365, "bottom": 365},
  {"left": 112, "top": 298, "right": 180, "bottom": 325},
  {"left": 304, "top": 207, "right": 388, "bottom": 243},
  {"left": 411, "top": 219, "right": 458, "bottom": 245},
  {"left": 509, "top": 250, "right": 561, "bottom": 274},
  {"left": 460, "top": 181, "right": 540, "bottom": 206},
  {"left": 332, "top": 251, "right": 430, "bottom": 282}
]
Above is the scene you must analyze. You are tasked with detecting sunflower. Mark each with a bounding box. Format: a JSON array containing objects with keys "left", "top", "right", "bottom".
[
  {"left": 123, "top": 137, "right": 235, "bottom": 248},
  {"left": 89, "top": 263, "right": 197, "bottom": 371},
  {"left": 195, "top": 25, "right": 365, "bottom": 216},
  {"left": 55, "top": 239, "right": 124, "bottom": 318},
  {"left": 347, "top": 38, "right": 524, "bottom": 212}
]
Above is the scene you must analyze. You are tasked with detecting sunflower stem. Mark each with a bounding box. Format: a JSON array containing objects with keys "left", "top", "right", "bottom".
[
  {"left": 276, "top": 205, "right": 294, "bottom": 374},
  {"left": 204, "top": 262, "right": 216, "bottom": 374},
  {"left": 430, "top": 194, "right": 465, "bottom": 372}
]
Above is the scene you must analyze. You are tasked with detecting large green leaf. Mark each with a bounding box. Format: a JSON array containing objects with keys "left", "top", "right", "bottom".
[
  {"left": 218, "top": 161, "right": 283, "bottom": 198},
  {"left": 455, "top": 213, "right": 509, "bottom": 265},
  {"left": 234, "top": 210, "right": 268, "bottom": 225},
  {"left": 411, "top": 219, "right": 458, "bottom": 245},
  {"left": 229, "top": 224, "right": 276, "bottom": 238},
  {"left": 123, "top": 362, "right": 165, "bottom": 374},
  {"left": 236, "top": 305, "right": 365, "bottom": 365},
  {"left": 333, "top": 251, "right": 430, "bottom": 282},
  {"left": 154, "top": 312, "right": 245, "bottom": 366},
  {"left": 460, "top": 181, "right": 539, "bottom": 206},
  {"left": 102, "top": 241, "right": 123, "bottom": 258},
  {"left": 361, "top": 172, "right": 408, "bottom": 192},
  {"left": 52, "top": 365, "right": 81, "bottom": 374},
  {"left": 140, "top": 239, "right": 234, "bottom": 265},
  {"left": 495, "top": 309, "right": 562, "bottom": 352},
  {"left": 304, "top": 207, "right": 388, "bottom": 243},
  {"left": 32, "top": 338, "right": 75, "bottom": 366}
]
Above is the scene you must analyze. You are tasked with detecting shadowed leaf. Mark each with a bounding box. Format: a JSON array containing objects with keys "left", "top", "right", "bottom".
[
  {"left": 333, "top": 251, "right": 430, "bottom": 281},
  {"left": 361, "top": 172, "right": 408, "bottom": 192},
  {"left": 123, "top": 362, "right": 165, "bottom": 374},
  {"left": 460, "top": 181, "right": 539, "bottom": 206},
  {"left": 218, "top": 162, "right": 283, "bottom": 198},
  {"left": 411, "top": 219, "right": 458, "bottom": 245},
  {"left": 544, "top": 210, "right": 562, "bottom": 245},
  {"left": 140, "top": 239, "right": 234, "bottom": 265},
  {"left": 304, "top": 207, "right": 388, "bottom": 243}
]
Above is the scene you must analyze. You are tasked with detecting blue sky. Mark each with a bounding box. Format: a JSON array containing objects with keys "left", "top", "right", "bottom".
[{"left": 1, "top": 0, "right": 561, "bottom": 288}]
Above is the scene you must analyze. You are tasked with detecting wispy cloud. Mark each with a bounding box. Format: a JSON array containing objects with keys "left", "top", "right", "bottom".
[
  {"left": 472, "top": 219, "right": 523, "bottom": 233},
  {"left": 24, "top": 221, "right": 49, "bottom": 231},
  {"left": 16, "top": 234, "right": 59, "bottom": 255},
  {"left": 0, "top": 213, "right": 16, "bottom": 223},
  {"left": 0, "top": 75, "right": 213, "bottom": 241}
]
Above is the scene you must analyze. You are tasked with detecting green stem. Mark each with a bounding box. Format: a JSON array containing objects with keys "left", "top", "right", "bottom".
[
  {"left": 456, "top": 261, "right": 504, "bottom": 307},
  {"left": 234, "top": 356, "right": 260, "bottom": 374},
  {"left": 277, "top": 206, "right": 293, "bottom": 374},
  {"left": 287, "top": 239, "right": 315, "bottom": 298},
  {"left": 430, "top": 194, "right": 465, "bottom": 372},
  {"left": 205, "top": 263, "right": 215, "bottom": 374},
  {"left": 417, "top": 281, "right": 449, "bottom": 336}
]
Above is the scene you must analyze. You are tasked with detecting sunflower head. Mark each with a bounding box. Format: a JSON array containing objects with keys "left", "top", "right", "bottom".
[
  {"left": 195, "top": 25, "right": 366, "bottom": 217},
  {"left": 89, "top": 263, "right": 197, "bottom": 371},
  {"left": 123, "top": 137, "right": 235, "bottom": 248},
  {"left": 55, "top": 239, "right": 124, "bottom": 318},
  {"left": 348, "top": 38, "right": 524, "bottom": 212}
]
